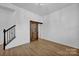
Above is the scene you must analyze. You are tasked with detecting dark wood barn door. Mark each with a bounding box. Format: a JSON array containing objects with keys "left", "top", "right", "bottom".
[{"left": 30, "top": 21, "right": 38, "bottom": 41}]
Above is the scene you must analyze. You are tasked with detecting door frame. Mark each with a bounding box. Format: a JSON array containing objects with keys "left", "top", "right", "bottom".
[{"left": 30, "top": 20, "right": 43, "bottom": 42}]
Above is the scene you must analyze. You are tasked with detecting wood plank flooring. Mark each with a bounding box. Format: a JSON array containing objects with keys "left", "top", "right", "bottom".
[{"left": 0, "top": 39, "right": 79, "bottom": 56}]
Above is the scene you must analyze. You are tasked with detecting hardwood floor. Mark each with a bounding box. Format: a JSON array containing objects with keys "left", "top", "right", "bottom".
[{"left": 0, "top": 39, "right": 79, "bottom": 56}]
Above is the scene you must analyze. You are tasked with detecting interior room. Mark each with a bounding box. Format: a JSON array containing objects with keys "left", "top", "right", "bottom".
[{"left": 0, "top": 3, "right": 79, "bottom": 56}]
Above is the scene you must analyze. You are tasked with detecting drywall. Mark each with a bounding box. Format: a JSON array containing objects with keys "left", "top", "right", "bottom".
[
  {"left": 40, "top": 4, "right": 79, "bottom": 48},
  {"left": 0, "top": 4, "right": 43, "bottom": 49},
  {"left": 0, "top": 6, "right": 15, "bottom": 45}
]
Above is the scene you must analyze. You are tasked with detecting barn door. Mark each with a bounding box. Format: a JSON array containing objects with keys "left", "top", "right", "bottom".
[{"left": 30, "top": 21, "right": 38, "bottom": 42}]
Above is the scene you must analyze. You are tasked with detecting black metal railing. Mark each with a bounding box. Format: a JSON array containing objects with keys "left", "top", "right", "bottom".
[{"left": 3, "top": 25, "right": 16, "bottom": 50}]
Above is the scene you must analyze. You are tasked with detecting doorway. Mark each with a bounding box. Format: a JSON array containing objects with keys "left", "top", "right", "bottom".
[{"left": 30, "top": 21, "right": 42, "bottom": 42}]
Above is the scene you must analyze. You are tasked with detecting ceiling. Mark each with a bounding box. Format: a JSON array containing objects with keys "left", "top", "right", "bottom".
[{"left": 12, "top": 3, "right": 73, "bottom": 16}]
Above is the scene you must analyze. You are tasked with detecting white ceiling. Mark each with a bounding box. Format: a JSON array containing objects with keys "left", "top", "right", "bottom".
[{"left": 12, "top": 3, "right": 73, "bottom": 16}]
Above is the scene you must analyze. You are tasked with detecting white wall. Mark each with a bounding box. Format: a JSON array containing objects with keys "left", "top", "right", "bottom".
[
  {"left": 0, "top": 5, "right": 15, "bottom": 44},
  {"left": 0, "top": 3, "right": 43, "bottom": 49},
  {"left": 40, "top": 4, "right": 79, "bottom": 48}
]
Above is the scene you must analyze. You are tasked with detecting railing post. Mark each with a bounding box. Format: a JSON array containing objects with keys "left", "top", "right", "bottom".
[{"left": 3, "top": 29, "right": 6, "bottom": 50}]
